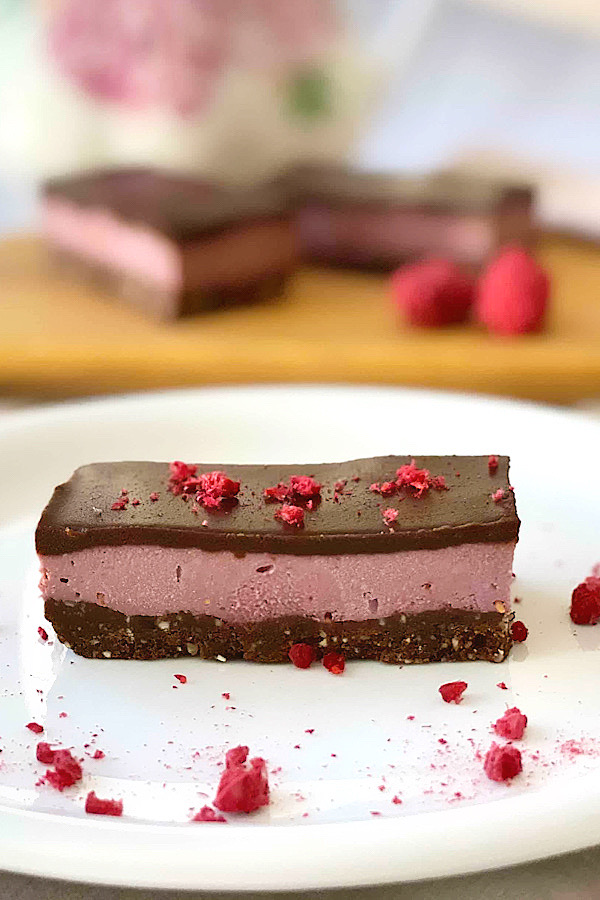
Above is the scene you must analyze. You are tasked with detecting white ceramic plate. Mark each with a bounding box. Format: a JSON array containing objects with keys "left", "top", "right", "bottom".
[{"left": 1, "top": 385, "right": 600, "bottom": 891}]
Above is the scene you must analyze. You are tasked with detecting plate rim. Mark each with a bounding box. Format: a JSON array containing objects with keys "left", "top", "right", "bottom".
[{"left": 1, "top": 383, "right": 599, "bottom": 890}]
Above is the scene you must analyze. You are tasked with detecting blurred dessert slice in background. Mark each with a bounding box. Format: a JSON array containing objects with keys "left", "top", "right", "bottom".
[
  {"left": 288, "top": 164, "right": 535, "bottom": 273},
  {"left": 41, "top": 168, "right": 297, "bottom": 320}
]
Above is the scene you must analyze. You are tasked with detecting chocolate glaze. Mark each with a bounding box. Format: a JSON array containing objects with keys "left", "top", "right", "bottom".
[
  {"left": 43, "top": 168, "right": 292, "bottom": 241},
  {"left": 36, "top": 456, "right": 519, "bottom": 556}
]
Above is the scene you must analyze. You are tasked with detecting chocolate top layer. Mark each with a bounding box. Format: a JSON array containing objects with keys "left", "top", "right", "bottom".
[
  {"left": 284, "top": 164, "right": 534, "bottom": 213},
  {"left": 43, "top": 168, "right": 291, "bottom": 241},
  {"left": 36, "top": 456, "right": 519, "bottom": 556}
]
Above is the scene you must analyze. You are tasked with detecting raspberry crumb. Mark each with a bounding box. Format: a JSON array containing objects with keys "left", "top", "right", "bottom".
[
  {"left": 131, "top": 498, "right": 140, "bottom": 506},
  {"left": 497, "top": 682, "right": 508, "bottom": 690},
  {"left": 492, "top": 489, "right": 505, "bottom": 502},
  {"left": 45, "top": 749, "right": 83, "bottom": 791},
  {"left": 371, "top": 460, "right": 448, "bottom": 499},
  {"left": 438, "top": 681, "right": 467, "bottom": 704},
  {"left": 26, "top": 722, "right": 44, "bottom": 734},
  {"left": 85, "top": 791, "right": 123, "bottom": 817},
  {"left": 275, "top": 504, "right": 304, "bottom": 527},
  {"left": 37, "top": 627, "right": 48, "bottom": 641},
  {"left": 288, "top": 643, "right": 317, "bottom": 669},
  {"left": 36, "top": 742, "right": 55, "bottom": 764},
  {"left": 214, "top": 746, "right": 269, "bottom": 814},
  {"left": 149, "top": 492, "right": 159, "bottom": 501},
  {"left": 494, "top": 707, "right": 528, "bottom": 740},
  {"left": 382, "top": 508, "right": 399, "bottom": 527},
  {"left": 264, "top": 476, "right": 321, "bottom": 505},
  {"left": 111, "top": 499, "right": 128, "bottom": 511},
  {"left": 483, "top": 742, "right": 522, "bottom": 782},
  {"left": 174, "top": 674, "right": 187, "bottom": 684},
  {"left": 510, "top": 620, "right": 528, "bottom": 642},
  {"left": 92, "top": 749, "right": 105, "bottom": 759},
  {"left": 392, "top": 795, "right": 403, "bottom": 804},
  {"left": 322, "top": 651, "right": 345, "bottom": 675},
  {"left": 192, "top": 806, "right": 227, "bottom": 823},
  {"left": 222, "top": 692, "right": 230, "bottom": 700},
  {"left": 488, "top": 455, "right": 499, "bottom": 474},
  {"left": 570, "top": 576, "right": 600, "bottom": 625}
]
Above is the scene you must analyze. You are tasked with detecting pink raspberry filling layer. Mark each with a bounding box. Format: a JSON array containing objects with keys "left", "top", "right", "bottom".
[{"left": 39, "top": 541, "right": 515, "bottom": 624}]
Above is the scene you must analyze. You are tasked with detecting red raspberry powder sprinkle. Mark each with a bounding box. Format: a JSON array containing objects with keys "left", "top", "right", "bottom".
[
  {"left": 484, "top": 742, "right": 522, "bottom": 782},
  {"left": 511, "top": 620, "right": 528, "bottom": 642},
  {"left": 85, "top": 791, "right": 123, "bottom": 817},
  {"left": 439, "top": 681, "right": 467, "bottom": 704},
  {"left": 382, "top": 508, "right": 399, "bottom": 527},
  {"left": 494, "top": 707, "right": 528, "bottom": 740},
  {"left": 288, "top": 643, "right": 317, "bottom": 669},
  {"left": 275, "top": 504, "right": 304, "bottom": 527},
  {"left": 36, "top": 742, "right": 55, "bottom": 764},
  {"left": 37, "top": 626, "right": 48, "bottom": 641},
  {"left": 214, "top": 746, "right": 270, "bottom": 814},
  {"left": 492, "top": 489, "right": 505, "bottom": 503},
  {"left": 174, "top": 674, "right": 187, "bottom": 684},
  {"left": 488, "top": 455, "right": 499, "bottom": 474},
  {"left": 26, "top": 722, "right": 44, "bottom": 734},
  {"left": 322, "top": 651, "right": 345, "bottom": 675},
  {"left": 570, "top": 577, "right": 600, "bottom": 625},
  {"left": 192, "top": 806, "right": 227, "bottom": 823},
  {"left": 45, "top": 749, "right": 83, "bottom": 791}
]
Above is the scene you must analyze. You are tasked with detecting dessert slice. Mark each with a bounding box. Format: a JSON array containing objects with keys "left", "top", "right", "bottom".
[
  {"left": 41, "top": 168, "right": 297, "bottom": 319},
  {"left": 36, "top": 456, "right": 519, "bottom": 664},
  {"left": 288, "top": 164, "right": 535, "bottom": 272}
]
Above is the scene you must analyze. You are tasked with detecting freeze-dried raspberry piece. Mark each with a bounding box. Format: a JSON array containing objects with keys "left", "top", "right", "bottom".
[
  {"left": 288, "top": 643, "right": 317, "bottom": 669},
  {"left": 45, "top": 749, "right": 83, "bottom": 791},
  {"left": 214, "top": 745, "right": 269, "bottom": 814},
  {"left": 438, "top": 681, "right": 467, "bottom": 704},
  {"left": 493, "top": 707, "right": 527, "bottom": 740},
  {"left": 85, "top": 791, "right": 123, "bottom": 816},
  {"left": 570, "top": 577, "right": 600, "bottom": 625},
  {"left": 483, "top": 742, "right": 522, "bottom": 782},
  {"left": 192, "top": 805, "right": 226, "bottom": 823}
]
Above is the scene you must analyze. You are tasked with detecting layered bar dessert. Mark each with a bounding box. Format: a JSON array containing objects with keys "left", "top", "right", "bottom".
[
  {"left": 289, "top": 165, "right": 535, "bottom": 271},
  {"left": 36, "top": 455, "right": 519, "bottom": 664},
  {"left": 41, "top": 168, "right": 297, "bottom": 319}
]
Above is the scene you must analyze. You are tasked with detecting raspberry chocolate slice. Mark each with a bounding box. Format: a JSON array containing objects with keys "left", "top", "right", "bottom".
[
  {"left": 36, "top": 456, "right": 519, "bottom": 664},
  {"left": 42, "top": 168, "right": 297, "bottom": 320}
]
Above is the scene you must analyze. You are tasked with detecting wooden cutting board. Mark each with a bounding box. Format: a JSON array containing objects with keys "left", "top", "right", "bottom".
[{"left": 1, "top": 235, "right": 599, "bottom": 402}]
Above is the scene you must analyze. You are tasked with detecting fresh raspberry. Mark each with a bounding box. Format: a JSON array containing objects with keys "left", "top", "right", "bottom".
[
  {"left": 510, "top": 620, "right": 528, "bottom": 642},
  {"left": 494, "top": 707, "right": 527, "bottom": 740},
  {"left": 322, "top": 651, "right": 345, "bottom": 675},
  {"left": 484, "top": 742, "right": 522, "bottom": 782},
  {"left": 476, "top": 246, "right": 549, "bottom": 335},
  {"left": 214, "top": 746, "right": 269, "bottom": 814},
  {"left": 391, "top": 258, "right": 474, "bottom": 327},
  {"left": 192, "top": 806, "right": 226, "bottom": 823},
  {"left": 288, "top": 643, "right": 317, "bottom": 669},
  {"left": 85, "top": 791, "right": 123, "bottom": 816},
  {"left": 275, "top": 504, "right": 304, "bottom": 527},
  {"left": 26, "top": 722, "right": 44, "bottom": 734},
  {"left": 45, "top": 749, "right": 83, "bottom": 791},
  {"left": 570, "top": 578, "right": 600, "bottom": 625},
  {"left": 438, "top": 681, "right": 467, "bottom": 704},
  {"left": 36, "top": 742, "right": 55, "bottom": 764}
]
